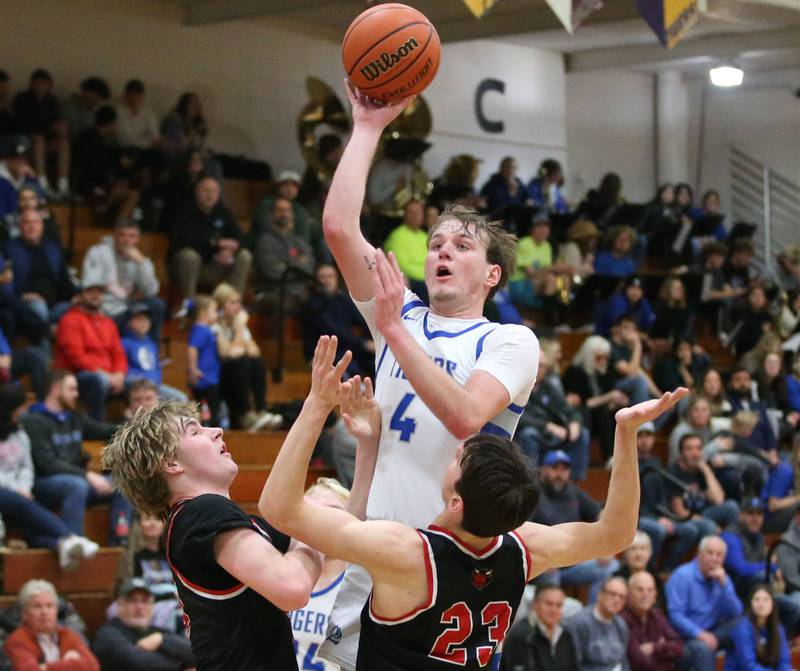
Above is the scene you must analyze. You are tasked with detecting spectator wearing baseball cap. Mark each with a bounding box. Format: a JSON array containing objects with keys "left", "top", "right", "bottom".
[
  {"left": 248, "top": 168, "right": 316, "bottom": 251},
  {"left": 54, "top": 273, "right": 127, "bottom": 420},
  {"left": 595, "top": 274, "right": 656, "bottom": 338},
  {"left": 93, "top": 577, "right": 195, "bottom": 671},
  {"left": 121, "top": 302, "right": 187, "bottom": 403},
  {"left": 0, "top": 133, "right": 44, "bottom": 219},
  {"left": 721, "top": 497, "right": 800, "bottom": 636},
  {"left": 533, "top": 447, "right": 619, "bottom": 603}
]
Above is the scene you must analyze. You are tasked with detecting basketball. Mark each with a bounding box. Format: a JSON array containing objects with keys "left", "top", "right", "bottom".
[{"left": 342, "top": 3, "right": 441, "bottom": 104}]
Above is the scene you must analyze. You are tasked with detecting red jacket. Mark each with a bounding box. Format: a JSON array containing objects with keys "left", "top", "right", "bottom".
[
  {"left": 55, "top": 307, "right": 127, "bottom": 374},
  {"left": 4, "top": 625, "right": 100, "bottom": 671}
]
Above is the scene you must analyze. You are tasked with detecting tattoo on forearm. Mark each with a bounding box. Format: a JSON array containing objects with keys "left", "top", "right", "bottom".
[{"left": 364, "top": 255, "right": 375, "bottom": 270}]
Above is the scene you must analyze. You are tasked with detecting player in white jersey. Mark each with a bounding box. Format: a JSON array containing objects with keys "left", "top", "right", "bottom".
[
  {"left": 319, "top": 82, "right": 539, "bottom": 669},
  {"left": 291, "top": 479, "right": 350, "bottom": 671}
]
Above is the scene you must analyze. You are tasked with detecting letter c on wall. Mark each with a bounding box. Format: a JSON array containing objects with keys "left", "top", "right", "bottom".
[{"left": 475, "top": 78, "right": 505, "bottom": 134}]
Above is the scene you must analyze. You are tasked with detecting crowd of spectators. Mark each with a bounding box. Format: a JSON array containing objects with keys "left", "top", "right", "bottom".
[{"left": 0, "top": 65, "right": 799, "bottom": 670}]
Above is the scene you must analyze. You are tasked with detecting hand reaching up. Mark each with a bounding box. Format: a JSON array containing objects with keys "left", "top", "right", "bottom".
[
  {"left": 615, "top": 388, "right": 689, "bottom": 430},
  {"left": 309, "top": 336, "right": 352, "bottom": 410},
  {"left": 340, "top": 376, "right": 381, "bottom": 445}
]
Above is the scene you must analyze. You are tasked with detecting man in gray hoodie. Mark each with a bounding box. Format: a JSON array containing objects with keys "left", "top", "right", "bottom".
[{"left": 81, "top": 219, "right": 164, "bottom": 342}]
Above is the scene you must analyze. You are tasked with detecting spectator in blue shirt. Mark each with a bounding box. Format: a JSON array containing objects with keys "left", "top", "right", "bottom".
[
  {"left": 0, "top": 135, "right": 43, "bottom": 220},
  {"left": 594, "top": 225, "right": 638, "bottom": 278},
  {"left": 666, "top": 535, "right": 743, "bottom": 671},
  {"left": 762, "top": 456, "right": 799, "bottom": 534},
  {"left": 527, "top": 159, "right": 568, "bottom": 214},
  {"left": 725, "top": 585, "right": 791, "bottom": 671},
  {"left": 121, "top": 303, "right": 186, "bottom": 402},
  {"left": 186, "top": 295, "right": 220, "bottom": 425},
  {"left": 594, "top": 275, "right": 655, "bottom": 337}
]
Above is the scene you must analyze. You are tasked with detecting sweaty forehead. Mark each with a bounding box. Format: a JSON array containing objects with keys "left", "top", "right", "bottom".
[{"left": 430, "top": 219, "right": 484, "bottom": 243}]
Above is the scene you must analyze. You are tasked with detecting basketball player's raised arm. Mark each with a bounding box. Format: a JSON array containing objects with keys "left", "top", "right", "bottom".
[
  {"left": 374, "top": 250, "right": 538, "bottom": 439},
  {"left": 261, "top": 336, "right": 421, "bottom": 575},
  {"left": 519, "top": 388, "right": 689, "bottom": 579},
  {"left": 323, "top": 82, "right": 413, "bottom": 302}
]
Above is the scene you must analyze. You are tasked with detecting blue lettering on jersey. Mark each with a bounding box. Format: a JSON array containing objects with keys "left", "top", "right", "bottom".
[
  {"left": 291, "top": 609, "right": 328, "bottom": 636},
  {"left": 390, "top": 357, "right": 458, "bottom": 380}
]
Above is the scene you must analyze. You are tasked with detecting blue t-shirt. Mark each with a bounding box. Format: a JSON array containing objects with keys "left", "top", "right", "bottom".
[
  {"left": 594, "top": 250, "right": 636, "bottom": 278},
  {"left": 122, "top": 333, "right": 162, "bottom": 385},
  {"left": 762, "top": 461, "right": 794, "bottom": 524},
  {"left": 187, "top": 324, "right": 220, "bottom": 389}
]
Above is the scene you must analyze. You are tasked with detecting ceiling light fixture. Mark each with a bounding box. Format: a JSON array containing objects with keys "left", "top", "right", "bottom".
[{"left": 709, "top": 65, "right": 744, "bottom": 88}]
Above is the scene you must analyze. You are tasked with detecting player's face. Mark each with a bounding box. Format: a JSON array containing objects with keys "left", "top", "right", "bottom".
[
  {"left": 176, "top": 418, "right": 237, "bottom": 485},
  {"left": 425, "top": 220, "right": 498, "bottom": 312}
]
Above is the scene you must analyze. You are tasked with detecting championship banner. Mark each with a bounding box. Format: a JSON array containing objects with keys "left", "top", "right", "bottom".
[
  {"left": 462, "top": 0, "right": 499, "bottom": 19},
  {"left": 636, "top": 0, "right": 699, "bottom": 48},
  {"left": 544, "top": 0, "right": 604, "bottom": 34}
]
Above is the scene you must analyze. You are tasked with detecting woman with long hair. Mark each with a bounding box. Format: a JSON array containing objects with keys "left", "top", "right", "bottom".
[
  {"left": 212, "top": 283, "right": 281, "bottom": 431},
  {"left": 725, "top": 584, "right": 790, "bottom": 670},
  {"left": 563, "top": 335, "right": 626, "bottom": 459},
  {"left": 651, "top": 276, "right": 694, "bottom": 342},
  {"left": 0, "top": 384, "right": 98, "bottom": 568}
]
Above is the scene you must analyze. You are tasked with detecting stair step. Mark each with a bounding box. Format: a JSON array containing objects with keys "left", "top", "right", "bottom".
[{"left": 1, "top": 548, "right": 122, "bottom": 594}]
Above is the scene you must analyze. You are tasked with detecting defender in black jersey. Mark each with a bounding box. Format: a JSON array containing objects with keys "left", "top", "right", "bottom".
[
  {"left": 261, "top": 336, "right": 688, "bottom": 670},
  {"left": 102, "top": 401, "right": 324, "bottom": 671}
]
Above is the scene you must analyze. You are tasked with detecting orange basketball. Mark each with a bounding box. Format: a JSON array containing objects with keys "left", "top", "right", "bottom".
[{"left": 342, "top": 3, "right": 441, "bottom": 104}]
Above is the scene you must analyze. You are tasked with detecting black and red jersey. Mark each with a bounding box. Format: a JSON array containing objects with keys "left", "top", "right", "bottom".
[
  {"left": 356, "top": 525, "right": 530, "bottom": 670},
  {"left": 166, "top": 494, "right": 298, "bottom": 670}
]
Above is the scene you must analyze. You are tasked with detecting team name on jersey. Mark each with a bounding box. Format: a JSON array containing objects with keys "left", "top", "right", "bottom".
[
  {"left": 291, "top": 608, "right": 328, "bottom": 637},
  {"left": 389, "top": 356, "right": 458, "bottom": 380}
]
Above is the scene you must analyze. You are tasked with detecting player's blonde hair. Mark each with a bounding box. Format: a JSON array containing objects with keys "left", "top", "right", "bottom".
[
  {"left": 428, "top": 204, "right": 517, "bottom": 299},
  {"left": 305, "top": 477, "right": 350, "bottom": 503},
  {"left": 102, "top": 401, "right": 199, "bottom": 521}
]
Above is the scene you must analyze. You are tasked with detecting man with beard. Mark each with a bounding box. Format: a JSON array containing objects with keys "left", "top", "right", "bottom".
[
  {"left": 531, "top": 450, "right": 618, "bottom": 603},
  {"left": 23, "top": 369, "right": 129, "bottom": 546},
  {"left": 727, "top": 367, "right": 777, "bottom": 453},
  {"left": 54, "top": 276, "right": 127, "bottom": 421}
]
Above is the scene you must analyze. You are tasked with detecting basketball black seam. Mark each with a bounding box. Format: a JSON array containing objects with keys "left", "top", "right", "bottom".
[
  {"left": 358, "top": 28, "right": 436, "bottom": 93},
  {"left": 342, "top": 3, "right": 410, "bottom": 47},
  {"left": 346, "top": 21, "right": 431, "bottom": 77}
]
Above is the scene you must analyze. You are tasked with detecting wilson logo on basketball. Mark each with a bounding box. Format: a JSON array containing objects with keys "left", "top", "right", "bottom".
[{"left": 359, "top": 38, "right": 420, "bottom": 81}]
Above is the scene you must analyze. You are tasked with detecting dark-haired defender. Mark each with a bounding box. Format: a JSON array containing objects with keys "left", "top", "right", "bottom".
[{"left": 263, "top": 336, "right": 688, "bottom": 670}]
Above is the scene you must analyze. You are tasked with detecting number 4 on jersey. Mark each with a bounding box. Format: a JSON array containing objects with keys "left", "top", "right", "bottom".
[{"left": 390, "top": 393, "right": 417, "bottom": 442}]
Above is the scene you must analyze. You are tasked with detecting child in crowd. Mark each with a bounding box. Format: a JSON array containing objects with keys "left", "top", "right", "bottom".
[
  {"left": 212, "top": 283, "right": 281, "bottom": 431},
  {"left": 121, "top": 302, "right": 186, "bottom": 402},
  {"left": 186, "top": 295, "right": 220, "bottom": 425}
]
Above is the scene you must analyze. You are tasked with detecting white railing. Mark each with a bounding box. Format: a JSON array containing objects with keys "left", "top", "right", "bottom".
[{"left": 729, "top": 145, "right": 800, "bottom": 281}]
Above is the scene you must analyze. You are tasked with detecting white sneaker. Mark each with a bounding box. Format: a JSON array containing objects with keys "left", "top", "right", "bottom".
[
  {"left": 77, "top": 536, "right": 100, "bottom": 560},
  {"left": 57, "top": 535, "right": 85, "bottom": 571},
  {"left": 248, "top": 411, "right": 283, "bottom": 432}
]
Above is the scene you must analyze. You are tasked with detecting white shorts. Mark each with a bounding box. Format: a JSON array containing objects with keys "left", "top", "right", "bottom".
[{"left": 317, "top": 562, "right": 372, "bottom": 671}]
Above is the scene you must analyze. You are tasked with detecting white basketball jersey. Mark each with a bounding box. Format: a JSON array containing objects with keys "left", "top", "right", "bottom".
[
  {"left": 291, "top": 571, "right": 345, "bottom": 670},
  {"left": 355, "top": 290, "right": 539, "bottom": 529}
]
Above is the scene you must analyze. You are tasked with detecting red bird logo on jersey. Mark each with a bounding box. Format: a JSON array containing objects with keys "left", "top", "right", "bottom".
[{"left": 470, "top": 569, "right": 494, "bottom": 591}]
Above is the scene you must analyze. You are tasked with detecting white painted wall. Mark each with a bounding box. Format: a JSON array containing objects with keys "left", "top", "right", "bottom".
[
  {"left": 687, "top": 69, "right": 800, "bottom": 209},
  {"left": 565, "top": 69, "right": 657, "bottom": 204},
  {"left": 0, "top": 0, "right": 567, "bottom": 190}
]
